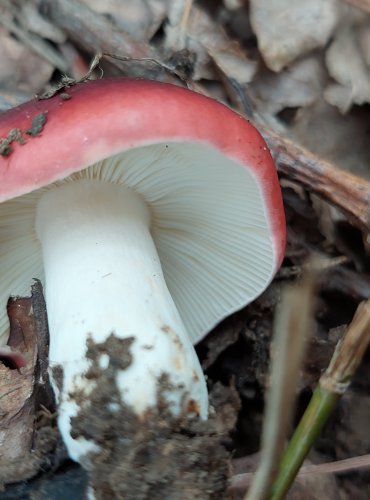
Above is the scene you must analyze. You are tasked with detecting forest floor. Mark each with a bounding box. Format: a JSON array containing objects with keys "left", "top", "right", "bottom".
[{"left": 0, "top": 1, "right": 370, "bottom": 499}]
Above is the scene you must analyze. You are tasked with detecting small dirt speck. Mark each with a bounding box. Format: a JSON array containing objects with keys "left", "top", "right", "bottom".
[
  {"left": 186, "top": 398, "right": 200, "bottom": 416},
  {"left": 0, "top": 138, "right": 12, "bottom": 156},
  {"left": 51, "top": 364, "right": 64, "bottom": 394},
  {"left": 8, "top": 128, "right": 26, "bottom": 144},
  {"left": 160, "top": 325, "right": 184, "bottom": 350},
  {"left": 26, "top": 112, "right": 48, "bottom": 136},
  {"left": 0, "top": 113, "right": 48, "bottom": 157},
  {"left": 0, "top": 128, "right": 25, "bottom": 156}
]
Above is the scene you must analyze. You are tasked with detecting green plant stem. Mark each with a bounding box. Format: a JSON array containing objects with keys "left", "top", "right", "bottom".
[{"left": 268, "top": 385, "right": 340, "bottom": 500}]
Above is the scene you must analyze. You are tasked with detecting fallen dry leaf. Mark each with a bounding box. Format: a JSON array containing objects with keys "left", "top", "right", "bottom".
[
  {"left": 0, "top": 298, "right": 37, "bottom": 463},
  {"left": 292, "top": 99, "right": 370, "bottom": 179},
  {"left": 250, "top": 0, "right": 340, "bottom": 72},
  {"left": 325, "top": 11, "right": 370, "bottom": 112},
  {"left": 82, "top": 0, "right": 167, "bottom": 40},
  {"left": 251, "top": 56, "right": 326, "bottom": 116},
  {"left": 15, "top": 2, "right": 66, "bottom": 44},
  {"left": 165, "top": 3, "right": 257, "bottom": 84},
  {"left": 208, "top": 45, "right": 257, "bottom": 86},
  {"left": 0, "top": 26, "right": 53, "bottom": 94}
]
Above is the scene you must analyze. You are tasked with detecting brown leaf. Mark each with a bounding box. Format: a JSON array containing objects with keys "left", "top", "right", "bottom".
[
  {"left": 16, "top": 2, "right": 66, "bottom": 44},
  {"left": 82, "top": 0, "right": 167, "bottom": 40},
  {"left": 250, "top": 0, "right": 340, "bottom": 72},
  {"left": 0, "top": 27, "right": 53, "bottom": 94},
  {"left": 325, "top": 13, "right": 370, "bottom": 112},
  {"left": 291, "top": 99, "right": 370, "bottom": 179},
  {"left": 251, "top": 56, "right": 326, "bottom": 116}
]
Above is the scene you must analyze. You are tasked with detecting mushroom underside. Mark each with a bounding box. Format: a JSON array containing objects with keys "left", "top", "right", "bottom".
[{"left": 0, "top": 140, "right": 275, "bottom": 347}]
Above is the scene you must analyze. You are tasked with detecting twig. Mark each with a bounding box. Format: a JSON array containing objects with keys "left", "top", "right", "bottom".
[
  {"left": 230, "top": 454, "right": 370, "bottom": 491},
  {"left": 102, "top": 51, "right": 193, "bottom": 86},
  {"left": 257, "top": 123, "right": 370, "bottom": 233},
  {"left": 268, "top": 299, "right": 370, "bottom": 500},
  {"left": 245, "top": 271, "right": 315, "bottom": 500},
  {"left": 292, "top": 454, "right": 370, "bottom": 476}
]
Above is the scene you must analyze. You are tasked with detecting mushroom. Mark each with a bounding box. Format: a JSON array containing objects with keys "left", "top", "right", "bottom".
[{"left": 0, "top": 78, "right": 285, "bottom": 463}]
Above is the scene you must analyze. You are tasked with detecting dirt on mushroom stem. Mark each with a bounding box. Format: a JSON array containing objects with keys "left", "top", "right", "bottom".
[{"left": 62, "top": 333, "right": 240, "bottom": 500}]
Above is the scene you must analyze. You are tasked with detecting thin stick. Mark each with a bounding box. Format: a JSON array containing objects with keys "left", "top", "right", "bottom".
[
  {"left": 258, "top": 123, "right": 370, "bottom": 232},
  {"left": 230, "top": 454, "right": 370, "bottom": 491},
  {"left": 245, "top": 273, "right": 315, "bottom": 500}
]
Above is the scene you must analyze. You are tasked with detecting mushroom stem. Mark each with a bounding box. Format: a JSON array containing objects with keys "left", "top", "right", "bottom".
[{"left": 35, "top": 179, "right": 208, "bottom": 462}]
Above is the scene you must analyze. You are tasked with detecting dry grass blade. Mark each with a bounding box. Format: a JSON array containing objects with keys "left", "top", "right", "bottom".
[
  {"left": 245, "top": 270, "right": 316, "bottom": 500},
  {"left": 321, "top": 299, "right": 370, "bottom": 393}
]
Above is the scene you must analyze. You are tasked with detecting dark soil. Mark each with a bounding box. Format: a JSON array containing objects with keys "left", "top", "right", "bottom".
[{"left": 70, "top": 334, "right": 238, "bottom": 500}]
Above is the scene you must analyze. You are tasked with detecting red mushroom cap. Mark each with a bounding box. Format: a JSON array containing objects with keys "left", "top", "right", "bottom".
[
  {"left": 0, "top": 78, "right": 286, "bottom": 344},
  {"left": 0, "top": 78, "right": 285, "bottom": 266}
]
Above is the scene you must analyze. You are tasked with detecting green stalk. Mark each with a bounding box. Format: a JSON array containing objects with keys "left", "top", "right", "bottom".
[
  {"left": 269, "top": 386, "right": 339, "bottom": 500},
  {"left": 268, "top": 299, "right": 370, "bottom": 500}
]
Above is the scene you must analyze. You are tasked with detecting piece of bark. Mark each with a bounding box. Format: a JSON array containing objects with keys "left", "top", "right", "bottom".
[
  {"left": 0, "top": 281, "right": 52, "bottom": 484},
  {"left": 0, "top": 297, "right": 37, "bottom": 462},
  {"left": 32, "top": 280, "right": 50, "bottom": 386}
]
